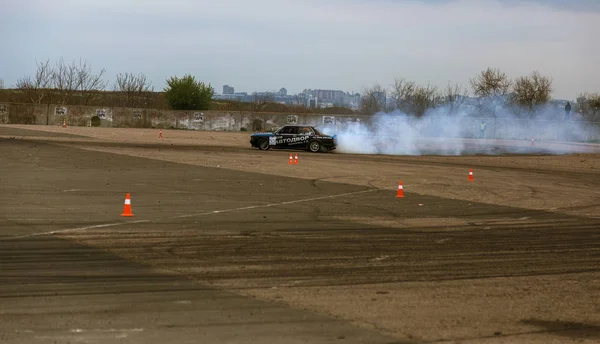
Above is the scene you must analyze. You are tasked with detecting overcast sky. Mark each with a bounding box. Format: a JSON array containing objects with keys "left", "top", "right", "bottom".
[{"left": 1, "top": 0, "right": 598, "bottom": 100}]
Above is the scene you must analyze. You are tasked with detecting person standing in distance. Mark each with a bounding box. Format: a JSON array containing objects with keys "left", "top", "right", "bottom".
[
  {"left": 565, "top": 101, "right": 572, "bottom": 120},
  {"left": 479, "top": 120, "right": 486, "bottom": 139}
]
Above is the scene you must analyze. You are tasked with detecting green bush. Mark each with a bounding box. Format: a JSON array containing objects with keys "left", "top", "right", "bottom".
[{"left": 163, "top": 74, "right": 214, "bottom": 110}]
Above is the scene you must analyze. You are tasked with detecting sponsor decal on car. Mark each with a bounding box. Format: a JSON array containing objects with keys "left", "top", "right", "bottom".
[{"left": 277, "top": 135, "right": 310, "bottom": 144}]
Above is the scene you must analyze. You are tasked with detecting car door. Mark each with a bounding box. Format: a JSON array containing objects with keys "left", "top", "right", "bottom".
[
  {"left": 276, "top": 126, "right": 297, "bottom": 148},
  {"left": 296, "top": 126, "right": 314, "bottom": 148},
  {"left": 270, "top": 126, "right": 287, "bottom": 148}
]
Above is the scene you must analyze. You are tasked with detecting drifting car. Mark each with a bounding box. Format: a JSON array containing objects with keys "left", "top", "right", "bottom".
[{"left": 250, "top": 125, "right": 336, "bottom": 153}]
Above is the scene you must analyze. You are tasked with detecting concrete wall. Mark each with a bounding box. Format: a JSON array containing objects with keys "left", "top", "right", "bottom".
[
  {"left": 0, "top": 103, "right": 50, "bottom": 125},
  {"left": 0, "top": 102, "right": 368, "bottom": 132},
  {"left": 1, "top": 102, "right": 599, "bottom": 142}
]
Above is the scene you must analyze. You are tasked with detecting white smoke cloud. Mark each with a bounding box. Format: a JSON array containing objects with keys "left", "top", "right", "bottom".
[{"left": 319, "top": 100, "right": 600, "bottom": 156}]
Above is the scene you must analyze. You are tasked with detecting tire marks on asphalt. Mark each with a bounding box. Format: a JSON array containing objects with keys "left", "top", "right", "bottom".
[{"left": 4, "top": 188, "right": 380, "bottom": 241}]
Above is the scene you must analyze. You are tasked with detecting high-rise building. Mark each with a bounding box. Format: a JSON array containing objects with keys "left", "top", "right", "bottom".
[
  {"left": 315, "top": 90, "right": 344, "bottom": 101},
  {"left": 223, "top": 85, "right": 234, "bottom": 94}
]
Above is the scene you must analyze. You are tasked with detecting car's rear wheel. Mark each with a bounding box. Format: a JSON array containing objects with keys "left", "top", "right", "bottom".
[
  {"left": 308, "top": 140, "right": 321, "bottom": 153},
  {"left": 258, "top": 138, "right": 270, "bottom": 150}
]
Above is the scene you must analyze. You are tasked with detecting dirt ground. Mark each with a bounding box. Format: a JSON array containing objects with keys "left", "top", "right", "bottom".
[
  {"left": 5, "top": 124, "right": 600, "bottom": 219},
  {"left": 2, "top": 124, "right": 599, "bottom": 344}
]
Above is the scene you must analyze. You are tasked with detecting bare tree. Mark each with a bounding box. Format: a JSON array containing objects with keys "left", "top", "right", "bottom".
[
  {"left": 470, "top": 67, "right": 512, "bottom": 97},
  {"left": 113, "top": 72, "right": 154, "bottom": 107},
  {"left": 411, "top": 84, "right": 440, "bottom": 117},
  {"left": 52, "top": 58, "right": 106, "bottom": 105},
  {"left": 15, "top": 59, "right": 54, "bottom": 104},
  {"left": 75, "top": 59, "right": 107, "bottom": 105},
  {"left": 360, "top": 83, "right": 389, "bottom": 115},
  {"left": 391, "top": 78, "right": 416, "bottom": 114},
  {"left": 440, "top": 82, "right": 469, "bottom": 114},
  {"left": 390, "top": 78, "right": 440, "bottom": 117},
  {"left": 576, "top": 92, "right": 600, "bottom": 122},
  {"left": 252, "top": 92, "right": 275, "bottom": 112},
  {"left": 52, "top": 58, "right": 78, "bottom": 104},
  {"left": 511, "top": 71, "right": 553, "bottom": 117},
  {"left": 470, "top": 67, "right": 512, "bottom": 116}
]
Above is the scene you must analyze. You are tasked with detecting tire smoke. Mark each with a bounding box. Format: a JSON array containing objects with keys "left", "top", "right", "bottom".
[{"left": 319, "top": 101, "right": 600, "bottom": 156}]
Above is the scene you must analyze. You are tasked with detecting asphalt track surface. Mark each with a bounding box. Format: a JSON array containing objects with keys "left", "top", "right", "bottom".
[
  {"left": 1, "top": 126, "right": 600, "bottom": 343},
  {"left": 1, "top": 136, "right": 403, "bottom": 344}
]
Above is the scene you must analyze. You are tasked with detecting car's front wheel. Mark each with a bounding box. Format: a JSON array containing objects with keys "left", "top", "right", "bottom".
[
  {"left": 308, "top": 140, "right": 321, "bottom": 153},
  {"left": 258, "top": 138, "right": 270, "bottom": 150}
]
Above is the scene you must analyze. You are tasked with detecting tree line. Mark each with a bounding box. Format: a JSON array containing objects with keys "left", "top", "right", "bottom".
[
  {"left": 361, "top": 67, "right": 599, "bottom": 121},
  {"left": 1, "top": 59, "right": 599, "bottom": 121},
  {"left": 0, "top": 58, "right": 351, "bottom": 115}
]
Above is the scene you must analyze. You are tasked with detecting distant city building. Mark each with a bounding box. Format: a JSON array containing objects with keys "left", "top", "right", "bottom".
[
  {"left": 212, "top": 87, "right": 361, "bottom": 110},
  {"left": 223, "top": 85, "right": 234, "bottom": 94},
  {"left": 301, "top": 89, "right": 361, "bottom": 109},
  {"left": 212, "top": 85, "right": 573, "bottom": 117}
]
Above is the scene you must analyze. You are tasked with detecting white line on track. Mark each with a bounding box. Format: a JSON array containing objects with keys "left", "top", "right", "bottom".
[
  {"left": 6, "top": 220, "right": 151, "bottom": 240},
  {"left": 173, "top": 188, "right": 378, "bottom": 219},
  {"left": 5, "top": 188, "right": 380, "bottom": 240}
]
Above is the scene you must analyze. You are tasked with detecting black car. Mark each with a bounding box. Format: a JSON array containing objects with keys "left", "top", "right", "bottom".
[{"left": 250, "top": 125, "right": 336, "bottom": 153}]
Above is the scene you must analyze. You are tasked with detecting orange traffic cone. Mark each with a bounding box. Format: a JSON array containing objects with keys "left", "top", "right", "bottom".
[
  {"left": 288, "top": 153, "right": 293, "bottom": 165},
  {"left": 468, "top": 168, "right": 474, "bottom": 181},
  {"left": 121, "top": 193, "right": 134, "bottom": 217},
  {"left": 294, "top": 153, "right": 299, "bottom": 165},
  {"left": 396, "top": 181, "right": 404, "bottom": 198}
]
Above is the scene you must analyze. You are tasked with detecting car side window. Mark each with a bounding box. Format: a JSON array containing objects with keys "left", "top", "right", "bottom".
[
  {"left": 282, "top": 127, "right": 297, "bottom": 134},
  {"left": 297, "top": 127, "right": 312, "bottom": 135}
]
